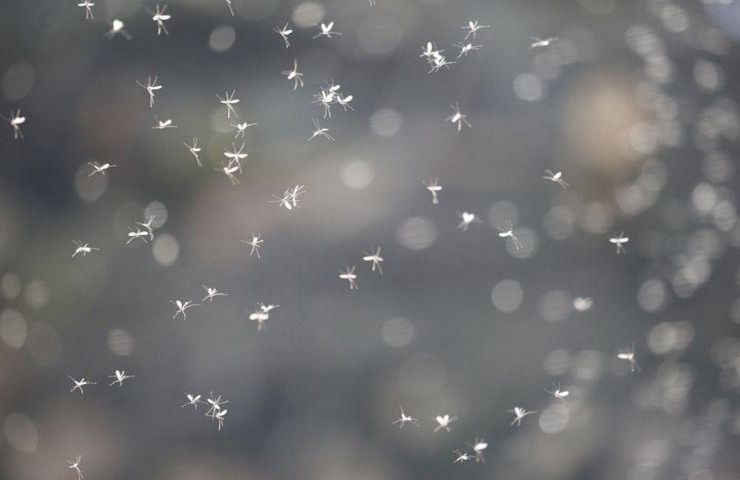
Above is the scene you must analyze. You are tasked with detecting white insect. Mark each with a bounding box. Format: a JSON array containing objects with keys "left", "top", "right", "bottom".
[
  {"left": 428, "top": 54, "right": 456, "bottom": 73},
  {"left": 170, "top": 300, "right": 200, "bottom": 320},
  {"left": 307, "top": 119, "right": 335, "bottom": 141},
  {"left": 610, "top": 232, "right": 629, "bottom": 255},
  {"left": 530, "top": 36, "right": 558, "bottom": 49},
  {"left": 282, "top": 59, "right": 304, "bottom": 90},
  {"left": 136, "top": 76, "right": 162, "bottom": 108},
  {"left": 313, "top": 21, "right": 342, "bottom": 39},
  {"left": 108, "top": 370, "right": 135, "bottom": 387},
  {"left": 392, "top": 407, "right": 420, "bottom": 428},
  {"left": 224, "top": 142, "right": 248, "bottom": 166},
  {"left": 509, "top": 406, "right": 536, "bottom": 426},
  {"left": 457, "top": 211, "right": 481, "bottom": 231},
  {"left": 453, "top": 450, "right": 472, "bottom": 463},
  {"left": 184, "top": 138, "right": 202, "bottom": 167},
  {"left": 617, "top": 345, "right": 640, "bottom": 372},
  {"left": 313, "top": 85, "right": 339, "bottom": 118},
  {"left": 454, "top": 42, "right": 482, "bottom": 58},
  {"left": 224, "top": 0, "right": 235, "bottom": 16},
  {"left": 471, "top": 438, "right": 488, "bottom": 463},
  {"left": 136, "top": 215, "right": 157, "bottom": 241},
  {"left": 446, "top": 103, "right": 471, "bottom": 131},
  {"left": 336, "top": 94, "right": 354, "bottom": 112},
  {"left": 434, "top": 414, "right": 457, "bottom": 432},
  {"left": 232, "top": 121, "right": 258, "bottom": 139},
  {"left": 573, "top": 296, "right": 593, "bottom": 312},
  {"left": 202, "top": 285, "right": 227, "bottom": 303},
  {"left": 68, "top": 376, "right": 96, "bottom": 395},
  {"left": 545, "top": 383, "right": 570, "bottom": 400},
  {"left": 106, "top": 19, "right": 132, "bottom": 40},
  {"left": 273, "top": 23, "right": 293, "bottom": 48},
  {"left": 542, "top": 169, "right": 569, "bottom": 189},
  {"left": 497, "top": 220, "right": 523, "bottom": 250},
  {"left": 182, "top": 393, "right": 204, "bottom": 410},
  {"left": 67, "top": 454, "right": 84, "bottom": 480},
  {"left": 362, "top": 247, "right": 384, "bottom": 274},
  {"left": 424, "top": 178, "right": 442, "bottom": 205},
  {"left": 217, "top": 90, "right": 240, "bottom": 119},
  {"left": 77, "top": 0, "right": 94, "bottom": 20},
  {"left": 205, "top": 392, "right": 229, "bottom": 418},
  {"left": 270, "top": 185, "right": 306, "bottom": 210},
  {"left": 3, "top": 109, "right": 26, "bottom": 140},
  {"left": 339, "top": 266, "right": 358, "bottom": 290},
  {"left": 126, "top": 227, "right": 150, "bottom": 244},
  {"left": 150, "top": 4, "right": 171, "bottom": 36},
  {"left": 152, "top": 117, "right": 177, "bottom": 130},
  {"left": 462, "top": 20, "right": 490, "bottom": 40},
  {"left": 216, "top": 158, "right": 242, "bottom": 186},
  {"left": 71, "top": 240, "right": 99, "bottom": 258},
  {"left": 241, "top": 233, "right": 264, "bottom": 259},
  {"left": 87, "top": 161, "right": 116, "bottom": 177},
  {"left": 420, "top": 42, "right": 443, "bottom": 60},
  {"left": 214, "top": 408, "right": 228, "bottom": 431},
  {"left": 248, "top": 303, "right": 280, "bottom": 331}
]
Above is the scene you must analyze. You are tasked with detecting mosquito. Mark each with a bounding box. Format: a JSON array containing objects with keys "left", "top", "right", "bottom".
[
  {"left": 108, "top": 370, "right": 135, "bottom": 387},
  {"left": 213, "top": 408, "right": 228, "bottom": 431},
  {"left": 313, "top": 21, "right": 342, "bottom": 39},
  {"left": 71, "top": 240, "right": 99, "bottom": 258},
  {"left": 497, "top": 220, "right": 523, "bottom": 250},
  {"left": 313, "top": 87, "right": 337, "bottom": 118},
  {"left": 531, "top": 36, "right": 558, "bottom": 49},
  {"left": 453, "top": 450, "right": 472, "bottom": 463},
  {"left": 126, "top": 227, "right": 150, "bottom": 244},
  {"left": 282, "top": 59, "right": 304, "bottom": 90},
  {"left": 428, "top": 54, "right": 456, "bottom": 73},
  {"left": 216, "top": 158, "right": 242, "bottom": 186},
  {"left": 454, "top": 42, "right": 482, "bottom": 58},
  {"left": 248, "top": 303, "right": 280, "bottom": 331},
  {"left": 182, "top": 393, "right": 204, "bottom": 410},
  {"left": 446, "top": 103, "right": 471, "bottom": 131},
  {"left": 420, "top": 42, "right": 443, "bottom": 60},
  {"left": 136, "top": 76, "right": 162, "bottom": 108},
  {"left": 424, "top": 178, "right": 442, "bottom": 205},
  {"left": 170, "top": 300, "right": 199, "bottom": 320},
  {"left": 461, "top": 20, "right": 490, "bottom": 40},
  {"left": 573, "top": 296, "right": 593, "bottom": 312},
  {"left": 184, "top": 138, "right": 202, "bottom": 167},
  {"left": 150, "top": 4, "right": 171, "bottom": 36},
  {"left": 610, "top": 232, "right": 629, "bottom": 255},
  {"left": 202, "top": 285, "right": 227, "bottom": 302},
  {"left": 392, "top": 407, "right": 420, "bottom": 428},
  {"left": 224, "top": 142, "right": 248, "bottom": 166},
  {"left": 232, "top": 121, "right": 258, "bottom": 139},
  {"left": 77, "top": 0, "right": 94, "bottom": 20},
  {"left": 457, "top": 211, "right": 481, "bottom": 231},
  {"left": 136, "top": 215, "right": 157, "bottom": 241},
  {"left": 270, "top": 185, "right": 305, "bottom": 210},
  {"left": 471, "top": 439, "right": 488, "bottom": 463},
  {"left": 545, "top": 383, "right": 570, "bottom": 401},
  {"left": 307, "top": 119, "right": 334, "bottom": 141},
  {"left": 434, "top": 414, "right": 457, "bottom": 432},
  {"left": 362, "top": 247, "right": 384, "bottom": 274},
  {"left": 67, "top": 454, "right": 84, "bottom": 480},
  {"left": 152, "top": 117, "right": 177, "bottom": 130},
  {"left": 69, "top": 376, "right": 96, "bottom": 395},
  {"left": 217, "top": 90, "right": 240, "bottom": 119},
  {"left": 87, "top": 161, "right": 116, "bottom": 177},
  {"left": 241, "top": 233, "right": 263, "bottom": 259},
  {"left": 338, "top": 266, "right": 358, "bottom": 290},
  {"left": 509, "top": 406, "right": 536, "bottom": 426},
  {"left": 542, "top": 169, "right": 569, "bottom": 189},
  {"left": 205, "top": 392, "right": 229, "bottom": 418},
  {"left": 617, "top": 344, "right": 640, "bottom": 372},
  {"left": 224, "top": 0, "right": 235, "bottom": 16},
  {"left": 2, "top": 109, "right": 26, "bottom": 139},
  {"left": 336, "top": 94, "right": 354, "bottom": 112},
  {"left": 273, "top": 23, "right": 293, "bottom": 48},
  {"left": 106, "top": 19, "right": 132, "bottom": 40}
]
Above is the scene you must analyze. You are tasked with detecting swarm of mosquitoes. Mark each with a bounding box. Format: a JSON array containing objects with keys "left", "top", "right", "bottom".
[{"left": 0, "top": 1, "right": 656, "bottom": 477}]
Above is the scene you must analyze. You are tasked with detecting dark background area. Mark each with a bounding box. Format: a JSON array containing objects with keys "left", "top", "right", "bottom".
[{"left": 1, "top": 0, "right": 740, "bottom": 479}]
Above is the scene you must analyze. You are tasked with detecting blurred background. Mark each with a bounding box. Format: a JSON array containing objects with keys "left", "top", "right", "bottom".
[{"left": 1, "top": 0, "right": 740, "bottom": 478}]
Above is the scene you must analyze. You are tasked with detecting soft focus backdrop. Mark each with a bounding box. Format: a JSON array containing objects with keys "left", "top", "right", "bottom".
[{"left": 1, "top": 0, "right": 740, "bottom": 479}]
